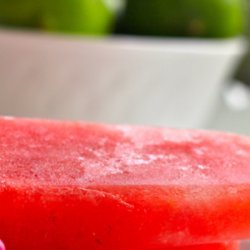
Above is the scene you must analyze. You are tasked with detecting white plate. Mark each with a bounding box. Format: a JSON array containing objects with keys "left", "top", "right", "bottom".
[{"left": 0, "top": 29, "right": 246, "bottom": 127}]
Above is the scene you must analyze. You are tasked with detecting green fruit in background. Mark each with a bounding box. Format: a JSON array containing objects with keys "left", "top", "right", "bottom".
[
  {"left": 118, "top": 0, "right": 245, "bottom": 38},
  {"left": 0, "top": 0, "right": 39, "bottom": 28},
  {"left": 42, "top": 0, "right": 123, "bottom": 35}
]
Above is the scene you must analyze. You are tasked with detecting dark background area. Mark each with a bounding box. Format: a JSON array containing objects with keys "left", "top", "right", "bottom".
[{"left": 235, "top": 0, "right": 250, "bottom": 86}]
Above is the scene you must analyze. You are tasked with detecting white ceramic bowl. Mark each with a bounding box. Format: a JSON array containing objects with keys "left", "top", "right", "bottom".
[{"left": 0, "top": 29, "right": 246, "bottom": 128}]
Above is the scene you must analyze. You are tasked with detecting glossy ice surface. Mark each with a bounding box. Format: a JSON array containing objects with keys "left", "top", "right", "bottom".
[{"left": 0, "top": 117, "right": 250, "bottom": 249}]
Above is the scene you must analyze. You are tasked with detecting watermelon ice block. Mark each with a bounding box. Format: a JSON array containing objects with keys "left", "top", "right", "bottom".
[{"left": 0, "top": 117, "right": 250, "bottom": 249}]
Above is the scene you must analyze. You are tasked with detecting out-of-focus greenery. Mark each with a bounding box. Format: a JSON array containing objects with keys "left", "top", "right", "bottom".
[{"left": 0, "top": 0, "right": 247, "bottom": 39}]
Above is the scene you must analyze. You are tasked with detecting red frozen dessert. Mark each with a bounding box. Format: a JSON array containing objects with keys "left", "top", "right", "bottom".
[{"left": 0, "top": 117, "right": 249, "bottom": 249}]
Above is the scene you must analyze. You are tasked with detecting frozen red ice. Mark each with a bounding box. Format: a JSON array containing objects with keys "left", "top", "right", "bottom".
[{"left": 0, "top": 117, "right": 250, "bottom": 249}]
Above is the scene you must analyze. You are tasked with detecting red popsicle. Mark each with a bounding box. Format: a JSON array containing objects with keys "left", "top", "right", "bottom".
[{"left": 0, "top": 117, "right": 250, "bottom": 250}]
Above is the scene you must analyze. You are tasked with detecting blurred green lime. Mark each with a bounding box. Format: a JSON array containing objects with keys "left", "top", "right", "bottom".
[
  {"left": 41, "top": 0, "right": 122, "bottom": 35},
  {"left": 0, "top": 0, "right": 39, "bottom": 28},
  {"left": 118, "top": 0, "right": 245, "bottom": 38},
  {"left": 0, "top": 0, "right": 123, "bottom": 35}
]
